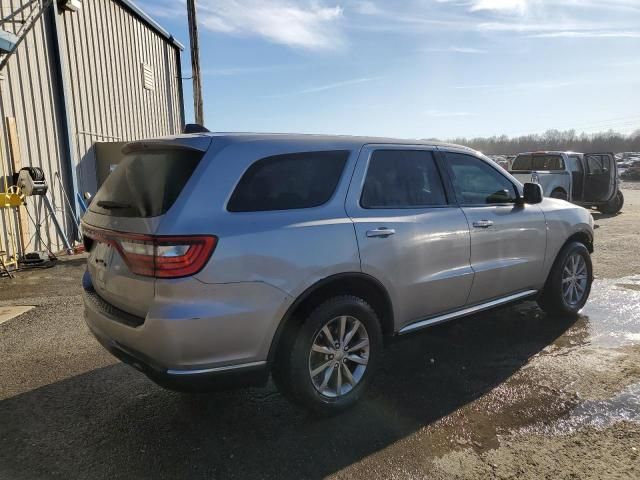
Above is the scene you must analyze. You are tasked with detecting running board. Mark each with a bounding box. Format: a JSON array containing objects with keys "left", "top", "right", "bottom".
[{"left": 398, "top": 290, "right": 538, "bottom": 335}]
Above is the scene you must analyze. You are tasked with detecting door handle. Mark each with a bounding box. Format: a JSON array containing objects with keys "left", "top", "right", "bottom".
[
  {"left": 472, "top": 220, "right": 494, "bottom": 228},
  {"left": 366, "top": 227, "right": 396, "bottom": 238}
]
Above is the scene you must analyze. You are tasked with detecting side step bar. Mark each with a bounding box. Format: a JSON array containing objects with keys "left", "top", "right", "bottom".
[{"left": 398, "top": 290, "right": 538, "bottom": 335}]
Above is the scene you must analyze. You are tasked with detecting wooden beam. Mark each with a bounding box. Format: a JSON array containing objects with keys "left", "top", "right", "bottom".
[{"left": 5, "top": 116, "right": 29, "bottom": 255}]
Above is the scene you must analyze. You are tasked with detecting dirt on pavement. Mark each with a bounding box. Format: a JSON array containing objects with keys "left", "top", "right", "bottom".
[
  {"left": 592, "top": 184, "right": 640, "bottom": 278},
  {"left": 1, "top": 188, "right": 639, "bottom": 480}
]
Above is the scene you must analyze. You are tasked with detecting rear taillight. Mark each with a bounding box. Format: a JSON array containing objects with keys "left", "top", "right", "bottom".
[{"left": 83, "top": 227, "right": 217, "bottom": 279}]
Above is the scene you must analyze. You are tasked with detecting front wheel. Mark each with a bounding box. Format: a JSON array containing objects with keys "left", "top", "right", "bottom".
[
  {"left": 537, "top": 242, "right": 593, "bottom": 317},
  {"left": 272, "top": 295, "right": 383, "bottom": 415},
  {"left": 597, "top": 189, "right": 624, "bottom": 214}
]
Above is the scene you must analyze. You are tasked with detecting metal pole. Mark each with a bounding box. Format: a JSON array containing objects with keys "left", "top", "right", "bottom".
[
  {"left": 187, "top": 0, "right": 204, "bottom": 125},
  {"left": 42, "top": 195, "right": 72, "bottom": 253}
]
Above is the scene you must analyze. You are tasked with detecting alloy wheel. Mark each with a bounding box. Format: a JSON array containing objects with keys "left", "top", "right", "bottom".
[
  {"left": 562, "top": 253, "right": 588, "bottom": 306},
  {"left": 308, "top": 315, "right": 370, "bottom": 398}
]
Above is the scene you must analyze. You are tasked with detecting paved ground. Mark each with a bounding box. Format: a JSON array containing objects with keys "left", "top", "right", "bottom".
[{"left": 1, "top": 189, "right": 640, "bottom": 480}]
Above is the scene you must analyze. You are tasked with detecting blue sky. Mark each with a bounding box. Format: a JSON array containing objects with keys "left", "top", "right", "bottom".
[{"left": 139, "top": 0, "right": 640, "bottom": 139}]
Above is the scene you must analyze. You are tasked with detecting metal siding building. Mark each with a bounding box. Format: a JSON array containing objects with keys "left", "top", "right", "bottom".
[{"left": 0, "top": 0, "right": 184, "bottom": 263}]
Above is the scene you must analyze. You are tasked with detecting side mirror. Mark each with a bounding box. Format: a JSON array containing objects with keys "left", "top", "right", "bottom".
[{"left": 522, "top": 183, "right": 543, "bottom": 204}]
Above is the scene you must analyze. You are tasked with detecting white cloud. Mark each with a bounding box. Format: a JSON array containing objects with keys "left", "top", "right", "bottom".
[
  {"left": 196, "top": 0, "right": 344, "bottom": 50},
  {"left": 426, "top": 109, "right": 475, "bottom": 117},
  {"left": 202, "top": 65, "right": 304, "bottom": 76},
  {"left": 530, "top": 30, "right": 640, "bottom": 38},
  {"left": 266, "top": 77, "right": 379, "bottom": 97},
  {"left": 352, "top": 1, "right": 385, "bottom": 16},
  {"left": 469, "top": 0, "right": 528, "bottom": 13},
  {"left": 453, "top": 80, "right": 574, "bottom": 89},
  {"left": 425, "top": 46, "right": 487, "bottom": 53}
]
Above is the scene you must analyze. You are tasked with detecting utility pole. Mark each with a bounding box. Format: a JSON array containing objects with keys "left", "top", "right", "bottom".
[{"left": 187, "top": 0, "right": 204, "bottom": 125}]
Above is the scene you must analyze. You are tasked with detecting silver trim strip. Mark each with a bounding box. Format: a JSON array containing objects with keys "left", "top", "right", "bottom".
[
  {"left": 398, "top": 290, "right": 538, "bottom": 335},
  {"left": 167, "top": 361, "right": 267, "bottom": 376}
]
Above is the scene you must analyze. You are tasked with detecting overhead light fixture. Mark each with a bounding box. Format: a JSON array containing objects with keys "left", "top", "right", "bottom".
[{"left": 60, "top": 0, "right": 82, "bottom": 12}]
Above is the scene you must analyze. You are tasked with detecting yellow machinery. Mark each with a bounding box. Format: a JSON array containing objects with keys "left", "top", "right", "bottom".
[{"left": 0, "top": 185, "right": 23, "bottom": 208}]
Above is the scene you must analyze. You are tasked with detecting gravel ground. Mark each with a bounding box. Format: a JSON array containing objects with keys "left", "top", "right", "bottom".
[
  {"left": 592, "top": 184, "right": 640, "bottom": 278},
  {"left": 1, "top": 189, "right": 639, "bottom": 480}
]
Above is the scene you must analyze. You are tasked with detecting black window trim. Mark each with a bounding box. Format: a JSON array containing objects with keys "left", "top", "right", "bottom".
[
  {"left": 439, "top": 149, "right": 522, "bottom": 208},
  {"left": 358, "top": 147, "right": 454, "bottom": 210},
  {"left": 226, "top": 149, "right": 351, "bottom": 213}
]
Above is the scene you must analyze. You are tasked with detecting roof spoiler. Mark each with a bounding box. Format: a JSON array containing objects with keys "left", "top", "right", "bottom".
[{"left": 183, "top": 123, "right": 210, "bottom": 134}]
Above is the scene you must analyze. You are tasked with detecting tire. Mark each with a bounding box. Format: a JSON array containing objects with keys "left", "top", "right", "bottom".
[
  {"left": 272, "top": 295, "right": 383, "bottom": 415},
  {"left": 597, "top": 189, "right": 624, "bottom": 214},
  {"left": 537, "top": 241, "right": 593, "bottom": 317},
  {"left": 550, "top": 188, "right": 568, "bottom": 200}
]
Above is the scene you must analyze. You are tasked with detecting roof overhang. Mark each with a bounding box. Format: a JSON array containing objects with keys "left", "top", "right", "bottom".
[{"left": 117, "top": 0, "right": 185, "bottom": 51}]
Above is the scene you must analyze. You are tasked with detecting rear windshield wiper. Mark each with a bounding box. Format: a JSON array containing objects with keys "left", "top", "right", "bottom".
[{"left": 96, "top": 200, "right": 133, "bottom": 210}]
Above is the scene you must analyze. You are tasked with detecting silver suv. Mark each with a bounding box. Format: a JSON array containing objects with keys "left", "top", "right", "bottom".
[{"left": 82, "top": 133, "right": 595, "bottom": 414}]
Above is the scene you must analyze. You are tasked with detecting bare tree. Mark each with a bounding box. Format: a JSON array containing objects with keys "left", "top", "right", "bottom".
[{"left": 446, "top": 129, "right": 640, "bottom": 155}]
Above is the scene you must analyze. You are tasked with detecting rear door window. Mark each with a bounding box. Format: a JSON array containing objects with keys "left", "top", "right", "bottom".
[
  {"left": 89, "top": 147, "right": 203, "bottom": 218},
  {"left": 360, "top": 150, "right": 447, "bottom": 208},
  {"left": 227, "top": 150, "right": 349, "bottom": 212}
]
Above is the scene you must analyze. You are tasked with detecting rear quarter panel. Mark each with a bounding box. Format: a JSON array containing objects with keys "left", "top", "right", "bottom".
[{"left": 157, "top": 138, "right": 363, "bottom": 297}]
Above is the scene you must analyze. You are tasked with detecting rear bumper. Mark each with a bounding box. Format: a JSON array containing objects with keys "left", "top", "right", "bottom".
[
  {"left": 91, "top": 330, "right": 269, "bottom": 391},
  {"left": 82, "top": 270, "right": 291, "bottom": 391}
]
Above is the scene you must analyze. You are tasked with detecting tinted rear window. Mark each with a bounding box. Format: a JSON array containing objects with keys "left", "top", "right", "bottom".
[
  {"left": 361, "top": 150, "right": 447, "bottom": 208},
  {"left": 90, "top": 148, "right": 203, "bottom": 218},
  {"left": 227, "top": 151, "right": 349, "bottom": 212},
  {"left": 512, "top": 154, "right": 564, "bottom": 171},
  {"left": 511, "top": 154, "right": 532, "bottom": 170}
]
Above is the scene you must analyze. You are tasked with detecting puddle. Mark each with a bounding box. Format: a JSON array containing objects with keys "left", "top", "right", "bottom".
[
  {"left": 516, "top": 277, "right": 640, "bottom": 436},
  {"left": 0, "top": 305, "right": 35, "bottom": 326},
  {"left": 522, "top": 383, "right": 640, "bottom": 435},
  {"left": 577, "top": 276, "right": 640, "bottom": 348}
]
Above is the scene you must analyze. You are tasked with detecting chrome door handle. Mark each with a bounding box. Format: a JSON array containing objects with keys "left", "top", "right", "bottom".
[
  {"left": 366, "top": 227, "right": 396, "bottom": 238},
  {"left": 472, "top": 220, "right": 494, "bottom": 228}
]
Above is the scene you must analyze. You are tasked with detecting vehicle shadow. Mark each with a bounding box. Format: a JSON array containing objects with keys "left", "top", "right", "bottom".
[
  {"left": 591, "top": 212, "right": 621, "bottom": 221},
  {"left": 0, "top": 303, "right": 578, "bottom": 480}
]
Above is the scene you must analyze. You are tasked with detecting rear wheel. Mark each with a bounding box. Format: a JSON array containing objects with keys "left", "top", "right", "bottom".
[
  {"left": 272, "top": 295, "right": 383, "bottom": 415},
  {"left": 550, "top": 188, "right": 568, "bottom": 200},
  {"left": 538, "top": 242, "right": 592, "bottom": 317},
  {"left": 597, "top": 189, "right": 624, "bottom": 214}
]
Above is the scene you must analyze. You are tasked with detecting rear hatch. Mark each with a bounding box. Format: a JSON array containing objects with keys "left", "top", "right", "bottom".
[{"left": 82, "top": 136, "right": 213, "bottom": 319}]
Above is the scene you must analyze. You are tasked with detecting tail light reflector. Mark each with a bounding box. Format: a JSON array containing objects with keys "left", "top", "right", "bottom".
[{"left": 83, "top": 226, "right": 217, "bottom": 278}]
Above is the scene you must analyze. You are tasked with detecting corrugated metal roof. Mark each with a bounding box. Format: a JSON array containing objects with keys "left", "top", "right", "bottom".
[{"left": 117, "top": 0, "right": 185, "bottom": 50}]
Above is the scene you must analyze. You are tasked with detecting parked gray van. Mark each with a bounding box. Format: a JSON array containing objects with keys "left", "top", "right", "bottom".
[{"left": 82, "top": 133, "right": 595, "bottom": 414}]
